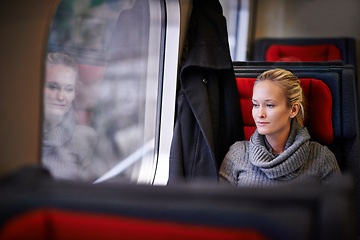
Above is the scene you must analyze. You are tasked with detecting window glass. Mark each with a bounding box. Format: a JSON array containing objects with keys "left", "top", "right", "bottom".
[
  {"left": 220, "top": 0, "right": 250, "bottom": 61},
  {"left": 219, "top": 0, "right": 240, "bottom": 59},
  {"left": 42, "top": 0, "right": 165, "bottom": 183}
]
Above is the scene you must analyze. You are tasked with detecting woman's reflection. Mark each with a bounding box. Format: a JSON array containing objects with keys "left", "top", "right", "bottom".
[{"left": 42, "top": 52, "right": 98, "bottom": 181}]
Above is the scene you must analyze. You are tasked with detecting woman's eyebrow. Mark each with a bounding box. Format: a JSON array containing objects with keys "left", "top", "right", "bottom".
[
  {"left": 252, "top": 99, "right": 278, "bottom": 102},
  {"left": 265, "top": 99, "right": 278, "bottom": 102}
]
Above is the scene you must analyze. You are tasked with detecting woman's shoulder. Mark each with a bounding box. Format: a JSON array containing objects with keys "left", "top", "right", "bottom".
[
  {"left": 308, "top": 141, "right": 334, "bottom": 156},
  {"left": 307, "top": 141, "right": 341, "bottom": 181},
  {"left": 220, "top": 140, "right": 251, "bottom": 185},
  {"left": 225, "top": 140, "right": 250, "bottom": 161},
  {"left": 66, "top": 125, "right": 98, "bottom": 159},
  {"left": 308, "top": 141, "right": 338, "bottom": 166},
  {"left": 229, "top": 140, "right": 249, "bottom": 150}
]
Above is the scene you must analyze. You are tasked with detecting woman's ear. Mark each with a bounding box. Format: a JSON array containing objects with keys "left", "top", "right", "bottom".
[{"left": 290, "top": 103, "right": 300, "bottom": 118}]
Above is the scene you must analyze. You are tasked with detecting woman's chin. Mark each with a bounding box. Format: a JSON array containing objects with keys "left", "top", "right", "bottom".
[{"left": 256, "top": 126, "right": 269, "bottom": 136}]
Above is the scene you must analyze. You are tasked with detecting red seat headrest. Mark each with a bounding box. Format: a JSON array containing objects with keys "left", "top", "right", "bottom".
[
  {"left": 236, "top": 78, "right": 333, "bottom": 145},
  {"left": 75, "top": 64, "right": 106, "bottom": 125},
  {"left": 266, "top": 44, "right": 342, "bottom": 62}
]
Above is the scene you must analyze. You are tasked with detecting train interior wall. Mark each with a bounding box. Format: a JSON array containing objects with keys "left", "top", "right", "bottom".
[
  {"left": 0, "top": 0, "right": 60, "bottom": 178},
  {"left": 252, "top": 0, "right": 360, "bottom": 94}
]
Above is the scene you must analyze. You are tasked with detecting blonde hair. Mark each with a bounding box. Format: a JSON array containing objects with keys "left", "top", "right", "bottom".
[
  {"left": 46, "top": 52, "right": 79, "bottom": 86},
  {"left": 255, "top": 68, "right": 305, "bottom": 126}
]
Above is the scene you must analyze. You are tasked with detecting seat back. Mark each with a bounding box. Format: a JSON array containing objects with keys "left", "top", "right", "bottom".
[
  {"left": 233, "top": 63, "right": 360, "bottom": 166},
  {"left": 237, "top": 77, "right": 333, "bottom": 145},
  {"left": 0, "top": 168, "right": 356, "bottom": 240},
  {"left": 234, "top": 64, "right": 358, "bottom": 122},
  {"left": 75, "top": 64, "right": 106, "bottom": 126},
  {"left": 0, "top": 208, "right": 268, "bottom": 240},
  {"left": 251, "top": 38, "right": 357, "bottom": 68},
  {"left": 265, "top": 44, "right": 341, "bottom": 62}
]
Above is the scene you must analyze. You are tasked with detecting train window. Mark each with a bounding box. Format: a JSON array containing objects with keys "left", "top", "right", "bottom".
[
  {"left": 42, "top": 0, "right": 179, "bottom": 184},
  {"left": 220, "top": 0, "right": 251, "bottom": 61}
]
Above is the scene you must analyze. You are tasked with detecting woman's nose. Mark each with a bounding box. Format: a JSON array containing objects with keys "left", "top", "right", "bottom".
[
  {"left": 56, "top": 90, "right": 65, "bottom": 101},
  {"left": 258, "top": 107, "right": 265, "bottom": 118}
]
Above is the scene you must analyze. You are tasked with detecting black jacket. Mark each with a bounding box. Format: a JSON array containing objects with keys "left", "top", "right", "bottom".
[{"left": 169, "top": 0, "right": 243, "bottom": 183}]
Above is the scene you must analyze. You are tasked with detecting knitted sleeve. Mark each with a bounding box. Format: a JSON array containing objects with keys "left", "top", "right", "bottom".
[{"left": 219, "top": 141, "right": 248, "bottom": 185}]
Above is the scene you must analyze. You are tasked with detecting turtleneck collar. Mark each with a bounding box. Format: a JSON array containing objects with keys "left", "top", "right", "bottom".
[
  {"left": 249, "top": 120, "right": 311, "bottom": 180},
  {"left": 42, "top": 108, "right": 77, "bottom": 147}
]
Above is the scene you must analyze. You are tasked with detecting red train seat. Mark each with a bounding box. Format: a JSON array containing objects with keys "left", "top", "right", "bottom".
[
  {"left": 265, "top": 44, "right": 341, "bottom": 62},
  {"left": 251, "top": 38, "right": 357, "bottom": 67},
  {"left": 74, "top": 64, "right": 105, "bottom": 126},
  {"left": 236, "top": 77, "right": 333, "bottom": 145},
  {"left": 0, "top": 208, "right": 268, "bottom": 240},
  {"left": 0, "top": 167, "right": 356, "bottom": 240}
]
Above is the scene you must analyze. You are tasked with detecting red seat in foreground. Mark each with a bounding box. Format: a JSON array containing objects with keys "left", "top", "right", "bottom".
[{"left": 0, "top": 208, "right": 268, "bottom": 240}]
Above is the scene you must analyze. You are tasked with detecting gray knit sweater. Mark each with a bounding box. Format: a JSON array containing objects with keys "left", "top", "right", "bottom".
[
  {"left": 42, "top": 109, "right": 98, "bottom": 181},
  {"left": 219, "top": 121, "right": 341, "bottom": 186}
]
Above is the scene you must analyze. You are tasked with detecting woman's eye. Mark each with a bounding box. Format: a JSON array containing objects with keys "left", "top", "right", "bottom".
[
  {"left": 252, "top": 103, "right": 259, "bottom": 108},
  {"left": 65, "top": 88, "right": 74, "bottom": 93},
  {"left": 267, "top": 104, "right": 275, "bottom": 108},
  {"left": 46, "top": 84, "right": 58, "bottom": 91}
]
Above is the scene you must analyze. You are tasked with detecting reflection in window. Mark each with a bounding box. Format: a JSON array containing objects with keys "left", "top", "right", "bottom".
[
  {"left": 42, "top": 52, "right": 99, "bottom": 181},
  {"left": 43, "top": 0, "right": 165, "bottom": 184}
]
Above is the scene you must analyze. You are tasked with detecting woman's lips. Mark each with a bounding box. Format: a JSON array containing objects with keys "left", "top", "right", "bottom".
[
  {"left": 51, "top": 103, "right": 67, "bottom": 108},
  {"left": 257, "top": 122, "right": 269, "bottom": 126}
]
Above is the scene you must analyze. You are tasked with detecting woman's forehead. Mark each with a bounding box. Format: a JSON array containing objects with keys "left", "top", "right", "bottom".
[
  {"left": 46, "top": 64, "right": 77, "bottom": 85},
  {"left": 253, "top": 80, "right": 286, "bottom": 101}
]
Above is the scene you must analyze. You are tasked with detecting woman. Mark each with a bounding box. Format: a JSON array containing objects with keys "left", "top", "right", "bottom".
[
  {"left": 42, "top": 52, "right": 98, "bottom": 181},
  {"left": 219, "top": 68, "right": 341, "bottom": 186}
]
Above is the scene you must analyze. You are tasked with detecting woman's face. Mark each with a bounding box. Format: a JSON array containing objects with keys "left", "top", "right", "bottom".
[
  {"left": 44, "top": 64, "right": 76, "bottom": 120},
  {"left": 252, "top": 80, "right": 294, "bottom": 139}
]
